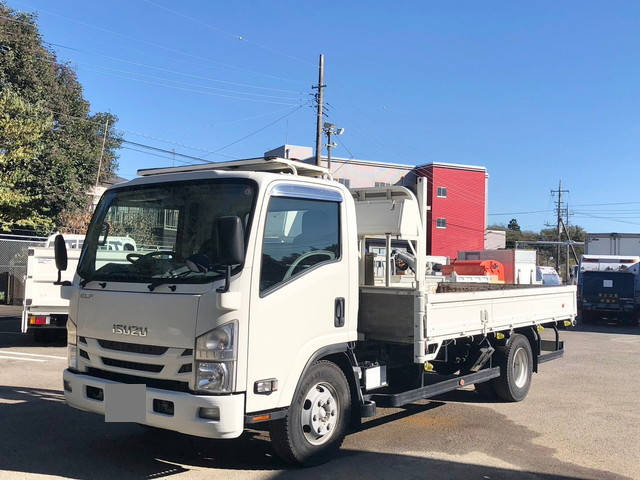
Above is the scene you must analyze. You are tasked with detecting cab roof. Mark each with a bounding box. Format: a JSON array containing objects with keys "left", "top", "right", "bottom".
[{"left": 137, "top": 157, "right": 329, "bottom": 179}]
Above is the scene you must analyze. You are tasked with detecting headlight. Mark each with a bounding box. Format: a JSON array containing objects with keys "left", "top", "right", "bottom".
[
  {"left": 196, "top": 322, "right": 235, "bottom": 361},
  {"left": 196, "top": 361, "right": 234, "bottom": 392},
  {"left": 195, "top": 322, "right": 237, "bottom": 393},
  {"left": 67, "top": 318, "right": 77, "bottom": 370}
]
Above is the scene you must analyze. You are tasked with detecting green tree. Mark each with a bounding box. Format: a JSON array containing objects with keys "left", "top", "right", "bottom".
[
  {"left": 507, "top": 218, "right": 521, "bottom": 232},
  {"left": 0, "top": 88, "right": 53, "bottom": 231},
  {"left": 0, "top": 4, "right": 122, "bottom": 234}
]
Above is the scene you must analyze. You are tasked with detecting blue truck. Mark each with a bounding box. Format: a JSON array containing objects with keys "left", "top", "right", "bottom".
[{"left": 580, "top": 270, "right": 638, "bottom": 325}]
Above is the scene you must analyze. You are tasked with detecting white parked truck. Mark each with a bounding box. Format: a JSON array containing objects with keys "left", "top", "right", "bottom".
[
  {"left": 22, "top": 234, "right": 136, "bottom": 341},
  {"left": 22, "top": 234, "right": 84, "bottom": 341},
  {"left": 585, "top": 233, "right": 640, "bottom": 256},
  {"left": 57, "top": 158, "right": 576, "bottom": 466}
]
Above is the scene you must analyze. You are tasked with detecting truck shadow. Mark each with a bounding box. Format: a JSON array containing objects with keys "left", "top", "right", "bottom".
[
  {"left": 0, "top": 385, "right": 629, "bottom": 480},
  {"left": 574, "top": 323, "right": 640, "bottom": 335}
]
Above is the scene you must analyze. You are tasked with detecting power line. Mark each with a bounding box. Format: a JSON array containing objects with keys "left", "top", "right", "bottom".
[
  {"left": 0, "top": 23, "right": 303, "bottom": 94},
  {"left": 201, "top": 105, "right": 304, "bottom": 158},
  {"left": 33, "top": 55, "right": 302, "bottom": 101},
  {"left": 139, "top": 0, "right": 315, "bottom": 67},
  {"left": 75, "top": 65, "right": 303, "bottom": 106},
  {"left": 20, "top": 51, "right": 302, "bottom": 106},
  {"left": 3, "top": 5, "right": 307, "bottom": 84},
  {"left": 488, "top": 209, "right": 554, "bottom": 216}
]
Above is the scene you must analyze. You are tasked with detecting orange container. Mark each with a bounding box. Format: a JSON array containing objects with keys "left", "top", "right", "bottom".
[{"left": 441, "top": 260, "right": 505, "bottom": 283}]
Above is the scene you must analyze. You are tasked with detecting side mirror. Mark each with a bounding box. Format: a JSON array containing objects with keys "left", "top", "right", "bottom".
[
  {"left": 216, "top": 216, "right": 245, "bottom": 293},
  {"left": 98, "top": 222, "right": 110, "bottom": 246},
  {"left": 217, "top": 216, "right": 245, "bottom": 266},
  {"left": 53, "top": 234, "right": 70, "bottom": 286}
]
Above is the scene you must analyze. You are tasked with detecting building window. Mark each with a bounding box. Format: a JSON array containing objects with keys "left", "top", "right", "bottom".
[
  {"left": 375, "top": 182, "right": 390, "bottom": 187},
  {"left": 337, "top": 178, "right": 351, "bottom": 188},
  {"left": 437, "top": 186, "right": 447, "bottom": 198},
  {"left": 436, "top": 218, "right": 447, "bottom": 229}
]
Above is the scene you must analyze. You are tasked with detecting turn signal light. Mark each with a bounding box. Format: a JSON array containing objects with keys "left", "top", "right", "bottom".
[
  {"left": 495, "top": 332, "right": 505, "bottom": 340},
  {"left": 254, "top": 378, "right": 278, "bottom": 394},
  {"left": 536, "top": 325, "right": 545, "bottom": 332},
  {"left": 251, "top": 414, "right": 271, "bottom": 422}
]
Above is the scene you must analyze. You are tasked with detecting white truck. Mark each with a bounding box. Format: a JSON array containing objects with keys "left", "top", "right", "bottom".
[
  {"left": 23, "top": 234, "right": 138, "bottom": 341},
  {"left": 56, "top": 158, "right": 576, "bottom": 466},
  {"left": 22, "top": 235, "right": 83, "bottom": 341},
  {"left": 585, "top": 233, "right": 640, "bottom": 256}
]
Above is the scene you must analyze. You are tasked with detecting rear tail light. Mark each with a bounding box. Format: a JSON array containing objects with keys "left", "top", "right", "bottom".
[{"left": 29, "top": 315, "right": 49, "bottom": 325}]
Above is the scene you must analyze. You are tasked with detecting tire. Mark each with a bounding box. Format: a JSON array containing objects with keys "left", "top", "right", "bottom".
[
  {"left": 493, "top": 334, "right": 533, "bottom": 402},
  {"left": 270, "top": 360, "right": 351, "bottom": 466}
]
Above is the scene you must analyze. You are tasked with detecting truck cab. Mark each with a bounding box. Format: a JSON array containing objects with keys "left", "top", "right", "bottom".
[{"left": 62, "top": 159, "right": 358, "bottom": 445}]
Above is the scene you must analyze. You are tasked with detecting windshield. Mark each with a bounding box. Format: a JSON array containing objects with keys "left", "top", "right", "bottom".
[
  {"left": 542, "top": 273, "right": 562, "bottom": 285},
  {"left": 78, "top": 178, "right": 256, "bottom": 285}
]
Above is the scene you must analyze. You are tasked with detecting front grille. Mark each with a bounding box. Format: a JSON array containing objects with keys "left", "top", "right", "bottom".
[
  {"left": 97, "top": 339, "right": 168, "bottom": 356},
  {"left": 101, "top": 357, "right": 163, "bottom": 373},
  {"left": 178, "top": 363, "right": 192, "bottom": 373},
  {"left": 87, "top": 367, "right": 190, "bottom": 392}
]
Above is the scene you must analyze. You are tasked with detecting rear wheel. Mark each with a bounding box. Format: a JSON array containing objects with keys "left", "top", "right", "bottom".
[
  {"left": 270, "top": 360, "right": 351, "bottom": 466},
  {"left": 493, "top": 334, "right": 533, "bottom": 402}
]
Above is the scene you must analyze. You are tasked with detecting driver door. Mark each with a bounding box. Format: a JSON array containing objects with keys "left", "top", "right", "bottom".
[{"left": 246, "top": 184, "right": 351, "bottom": 413}]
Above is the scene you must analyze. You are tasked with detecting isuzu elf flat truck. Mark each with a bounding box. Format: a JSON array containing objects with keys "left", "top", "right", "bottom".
[{"left": 55, "top": 157, "right": 576, "bottom": 465}]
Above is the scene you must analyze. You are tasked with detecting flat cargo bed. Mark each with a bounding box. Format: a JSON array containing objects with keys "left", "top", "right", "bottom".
[{"left": 358, "top": 283, "right": 577, "bottom": 345}]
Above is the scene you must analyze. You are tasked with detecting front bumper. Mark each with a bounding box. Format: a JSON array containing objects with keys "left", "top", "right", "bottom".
[
  {"left": 63, "top": 369, "right": 245, "bottom": 439},
  {"left": 583, "top": 303, "right": 635, "bottom": 312}
]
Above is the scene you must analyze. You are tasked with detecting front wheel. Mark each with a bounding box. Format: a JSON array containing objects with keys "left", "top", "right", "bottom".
[
  {"left": 270, "top": 360, "right": 351, "bottom": 466},
  {"left": 493, "top": 334, "right": 533, "bottom": 402}
]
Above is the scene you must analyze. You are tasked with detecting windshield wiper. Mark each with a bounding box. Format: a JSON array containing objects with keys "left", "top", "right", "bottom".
[
  {"left": 147, "top": 269, "right": 193, "bottom": 291},
  {"left": 147, "top": 279, "right": 176, "bottom": 292}
]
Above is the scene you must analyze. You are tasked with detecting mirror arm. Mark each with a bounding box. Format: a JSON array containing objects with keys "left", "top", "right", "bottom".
[
  {"left": 53, "top": 269, "right": 71, "bottom": 286},
  {"left": 216, "top": 265, "right": 232, "bottom": 293}
]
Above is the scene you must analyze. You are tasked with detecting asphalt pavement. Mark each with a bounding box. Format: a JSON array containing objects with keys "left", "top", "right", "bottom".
[{"left": 1, "top": 304, "right": 639, "bottom": 480}]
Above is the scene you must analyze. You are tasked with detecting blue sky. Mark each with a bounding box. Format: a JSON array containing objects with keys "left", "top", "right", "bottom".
[{"left": 9, "top": 0, "right": 640, "bottom": 232}]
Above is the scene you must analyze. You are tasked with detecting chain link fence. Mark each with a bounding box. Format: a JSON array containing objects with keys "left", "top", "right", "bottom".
[{"left": 0, "top": 235, "right": 47, "bottom": 305}]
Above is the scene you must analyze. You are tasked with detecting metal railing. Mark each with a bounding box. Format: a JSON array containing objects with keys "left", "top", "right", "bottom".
[{"left": 0, "top": 236, "right": 47, "bottom": 305}]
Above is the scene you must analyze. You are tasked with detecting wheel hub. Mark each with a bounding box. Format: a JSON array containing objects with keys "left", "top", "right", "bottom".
[
  {"left": 512, "top": 346, "right": 529, "bottom": 388},
  {"left": 301, "top": 382, "right": 339, "bottom": 445}
]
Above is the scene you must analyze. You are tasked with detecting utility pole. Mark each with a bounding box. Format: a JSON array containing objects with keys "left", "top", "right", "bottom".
[
  {"left": 95, "top": 118, "right": 109, "bottom": 187},
  {"left": 313, "top": 54, "right": 325, "bottom": 166},
  {"left": 565, "top": 202, "right": 570, "bottom": 283},
  {"left": 551, "top": 180, "right": 569, "bottom": 279}
]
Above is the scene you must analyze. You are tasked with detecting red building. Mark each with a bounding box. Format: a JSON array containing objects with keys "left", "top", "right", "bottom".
[{"left": 415, "top": 162, "right": 488, "bottom": 259}]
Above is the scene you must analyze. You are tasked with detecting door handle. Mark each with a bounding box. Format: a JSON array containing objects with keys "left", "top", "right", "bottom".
[{"left": 334, "top": 297, "right": 345, "bottom": 327}]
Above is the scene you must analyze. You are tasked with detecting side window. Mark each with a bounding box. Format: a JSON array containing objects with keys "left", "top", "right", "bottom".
[{"left": 260, "top": 197, "right": 340, "bottom": 293}]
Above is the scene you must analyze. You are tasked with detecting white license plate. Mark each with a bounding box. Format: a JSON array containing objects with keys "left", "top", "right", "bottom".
[{"left": 104, "top": 384, "right": 146, "bottom": 422}]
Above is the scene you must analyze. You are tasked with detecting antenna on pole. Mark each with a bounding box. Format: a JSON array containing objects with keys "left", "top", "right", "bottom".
[{"left": 313, "top": 54, "right": 325, "bottom": 166}]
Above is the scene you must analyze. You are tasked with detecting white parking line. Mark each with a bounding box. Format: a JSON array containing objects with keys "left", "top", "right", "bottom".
[
  {"left": 0, "top": 355, "right": 45, "bottom": 362},
  {"left": 0, "top": 351, "right": 66, "bottom": 360}
]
